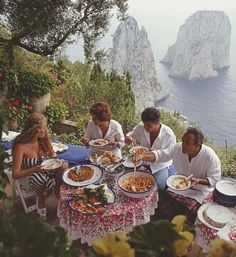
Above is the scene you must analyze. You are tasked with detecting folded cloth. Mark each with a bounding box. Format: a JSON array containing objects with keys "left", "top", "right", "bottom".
[
  {"left": 0, "top": 140, "right": 12, "bottom": 150},
  {"left": 57, "top": 144, "right": 89, "bottom": 164}
]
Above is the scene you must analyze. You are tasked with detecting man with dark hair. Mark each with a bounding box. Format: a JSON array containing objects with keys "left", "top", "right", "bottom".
[
  {"left": 125, "top": 107, "right": 176, "bottom": 190},
  {"left": 134, "top": 127, "right": 221, "bottom": 224}
]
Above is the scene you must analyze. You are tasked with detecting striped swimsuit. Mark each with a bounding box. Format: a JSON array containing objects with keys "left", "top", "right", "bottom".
[{"left": 21, "top": 157, "right": 55, "bottom": 191}]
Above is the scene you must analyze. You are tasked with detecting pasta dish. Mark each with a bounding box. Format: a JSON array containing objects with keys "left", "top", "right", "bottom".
[
  {"left": 68, "top": 166, "right": 94, "bottom": 182},
  {"left": 120, "top": 175, "right": 154, "bottom": 192}
]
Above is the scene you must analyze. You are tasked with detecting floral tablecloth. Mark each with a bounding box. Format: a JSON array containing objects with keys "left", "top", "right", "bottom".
[
  {"left": 57, "top": 184, "right": 158, "bottom": 245},
  {"left": 195, "top": 193, "right": 236, "bottom": 253}
]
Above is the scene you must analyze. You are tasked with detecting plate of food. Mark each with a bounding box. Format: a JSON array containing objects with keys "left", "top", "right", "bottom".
[
  {"left": 166, "top": 174, "right": 192, "bottom": 191},
  {"left": 97, "top": 151, "right": 120, "bottom": 165},
  {"left": 69, "top": 184, "right": 116, "bottom": 214},
  {"left": 51, "top": 142, "right": 68, "bottom": 153},
  {"left": 41, "top": 159, "right": 63, "bottom": 170},
  {"left": 62, "top": 164, "right": 103, "bottom": 187},
  {"left": 129, "top": 146, "right": 150, "bottom": 155},
  {"left": 89, "top": 139, "right": 109, "bottom": 147}
]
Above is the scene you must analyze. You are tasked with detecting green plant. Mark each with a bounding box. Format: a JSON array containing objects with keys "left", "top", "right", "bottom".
[
  {"left": 46, "top": 103, "right": 69, "bottom": 125},
  {"left": 18, "top": 69, "right": 55, "bottom": 97}
]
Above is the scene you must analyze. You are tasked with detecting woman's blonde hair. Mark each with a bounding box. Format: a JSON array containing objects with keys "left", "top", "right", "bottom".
[{"left": 13, "top": 112, "right": 54, "bottom": 157}]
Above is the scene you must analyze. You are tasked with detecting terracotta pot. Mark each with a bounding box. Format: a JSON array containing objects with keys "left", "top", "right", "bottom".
[
  {"left": 29, "top": 92, "right": 51, "bottom": 114},
  {"left": 8, "top": 120, "right": 18, "bottom": 131}
]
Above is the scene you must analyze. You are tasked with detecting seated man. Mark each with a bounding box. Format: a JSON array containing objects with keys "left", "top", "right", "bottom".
[
  {"left": 125, "top": 107, "right": 176, "bottom": 190},
  {"left": 135, "top": 127, "right": 221, "bottom": 224}
]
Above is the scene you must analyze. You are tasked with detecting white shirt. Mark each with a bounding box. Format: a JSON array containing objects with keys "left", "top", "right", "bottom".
[
  {"left": 84, "top": 119, "right": 125, "bottom": 158},
  {"left": 153, "top": 143, "right": 221, "bottom": 203},
  {"left": 126, "top": 122, "right": 176, "bottom": 172}
]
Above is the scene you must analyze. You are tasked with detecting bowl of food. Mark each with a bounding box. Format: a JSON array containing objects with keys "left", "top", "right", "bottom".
[
  {"left": 104, "top": 162, "right": 125, "bottom": 179},
  {"left": 117, "top": 170, "right": 157, "bottom": 198},
  {"left": 97, "top": 151, "right": 120, "bottom": 166}
]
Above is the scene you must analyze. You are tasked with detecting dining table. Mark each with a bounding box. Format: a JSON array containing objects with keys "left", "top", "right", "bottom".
[
  {"left": 195, "top": 193, "right": 236, "bottom": 253},
  {"left": 57, "top": 169, "right": 158, "bottom": 246}
]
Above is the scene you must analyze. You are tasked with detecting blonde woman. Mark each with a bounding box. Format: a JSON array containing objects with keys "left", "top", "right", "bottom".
[{"left": 12, "top": 113, "right": 68, "bottom": 217}]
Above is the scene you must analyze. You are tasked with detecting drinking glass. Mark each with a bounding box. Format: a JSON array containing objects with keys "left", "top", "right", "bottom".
[{"left": 90, "top": 153, "right": 98, "bottom": 163}]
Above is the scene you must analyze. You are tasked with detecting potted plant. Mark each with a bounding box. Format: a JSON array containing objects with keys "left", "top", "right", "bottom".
[
  {"left": 18, "top": 69, "right": 56, "bottom": 113},
  {"left": 3, "top": 97, "right": 33, "bottom": 131},
  {"left": 46, "top": 103, "right": 69, "bottom": 126}
]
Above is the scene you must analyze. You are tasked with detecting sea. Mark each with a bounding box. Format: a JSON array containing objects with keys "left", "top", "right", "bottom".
[{"left": 155, "top": 47, "right": 236, "bottom": 146}]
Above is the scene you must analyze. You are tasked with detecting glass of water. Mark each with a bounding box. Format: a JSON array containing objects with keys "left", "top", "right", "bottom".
[{"left": 89, "top": 153, "right": 98, "bottom": 164}]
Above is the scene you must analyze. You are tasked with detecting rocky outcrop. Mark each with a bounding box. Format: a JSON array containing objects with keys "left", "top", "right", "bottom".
[
  {"left": 101, "top": 16, "right": 167, "bottom": 112},
  {"left": 161, "top": 11, "right": 231, "bottom": 81}
]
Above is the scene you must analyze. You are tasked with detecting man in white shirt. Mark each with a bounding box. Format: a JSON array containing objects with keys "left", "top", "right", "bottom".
[
  {"left": 135, "top": 127, "right": 221, "bottom": 224},
  {"left": 125, "top": 107, "right": 176, "bottom": 190}
]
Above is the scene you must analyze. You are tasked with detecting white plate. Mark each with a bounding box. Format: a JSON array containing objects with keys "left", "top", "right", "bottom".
[
  {"left": 129, "top": 146, "right": 149, "bottom": 155},
  {"left": 166, "top": 174, "right": 191, "bottom": 191},
  {"left": 41, "top": 159, "right": 63, "bottom": 170},
  {"left": 62, "top": 164, "right": 103, "bottom": 187},
  {"left": 123, "top": 156, "right": 142, "bottom": 168},
  {"left": 52, "top": 142, "right": 68, "bottom": 153},
  {"left": 197, "top": 202, "right": 236, "bottom": 231},
  {"left": 89, "top": 139, "right": 109, "bottom": 147},
  {"left": 215, "top": 180, "right": 236, "bottom": 197}
]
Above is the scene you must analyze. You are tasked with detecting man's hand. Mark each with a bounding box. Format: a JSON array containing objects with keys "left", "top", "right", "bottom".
[
  {"left": 125, "top": 135, "right": 134, "bottom": 145},
  {"left": 81, "top": 136, "right": 89, "bottom": 145}
]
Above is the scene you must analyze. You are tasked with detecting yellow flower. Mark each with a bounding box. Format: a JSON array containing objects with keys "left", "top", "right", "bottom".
[
  {"left": 173, "top": 231, "right": 194, "bottom": 257},
  {"left": 207, "top": 239, "right": 236, "bottom": 257},
  {"left": 92, "top": 231, "right": 135, "bottom": 257},
  {"left": 172, "top": 215, "right": 186, "bottom": 232}
]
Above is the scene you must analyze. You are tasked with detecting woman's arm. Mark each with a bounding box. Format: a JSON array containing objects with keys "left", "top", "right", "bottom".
[{"left": 12, "top": 144, "right": 41, "bottom": 179}]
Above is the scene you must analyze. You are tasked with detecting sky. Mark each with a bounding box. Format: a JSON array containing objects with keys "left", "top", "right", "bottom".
[{"left": 66, "top": 0, "right": 236, "bottom": 62}]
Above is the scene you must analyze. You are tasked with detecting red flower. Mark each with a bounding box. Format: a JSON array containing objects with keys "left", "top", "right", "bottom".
[
  {"left": 3, "top": 67, "right": 8, "bottom": 72},
  {"left": 0, "top": 72, "right": 3, "bottom": 78},
  {"left": 13, "top": 99, "right": 21, "bottom": 106},
  {"left": 28, "top": 105, "right": 33, "bottom": 111}
]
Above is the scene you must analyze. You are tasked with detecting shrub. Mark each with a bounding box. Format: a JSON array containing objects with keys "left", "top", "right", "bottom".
[{"left": 18, "top": 69, "right": 55, "bottom": 97}]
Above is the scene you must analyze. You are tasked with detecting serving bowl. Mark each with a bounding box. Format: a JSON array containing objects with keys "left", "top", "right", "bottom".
[
  {"left": 117, "top": 170, "right": 157, "bottom": 198},
  {"left": 104, "top": 163, "right": 125, "bottom": 179}
]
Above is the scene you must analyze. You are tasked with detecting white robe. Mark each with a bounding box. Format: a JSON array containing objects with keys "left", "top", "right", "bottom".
[
  {"left": 126, "top": 122, "right": 176, "bottom": 172},
  {"left": 153, "top": 143, "right": 221, "bottom": 203}
]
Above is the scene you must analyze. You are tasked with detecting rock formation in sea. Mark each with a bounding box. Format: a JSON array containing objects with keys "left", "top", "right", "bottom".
[
  {"left": 161, "top": 11, "right": 231, "bottom": 81},
  {"left": 101, "top": 16, "right": 167, "bottom": 112}
]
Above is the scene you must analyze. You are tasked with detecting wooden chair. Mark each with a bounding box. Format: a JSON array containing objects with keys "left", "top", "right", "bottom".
[{"left": 4, "top": 169, "right": 38, "bottom": 213}]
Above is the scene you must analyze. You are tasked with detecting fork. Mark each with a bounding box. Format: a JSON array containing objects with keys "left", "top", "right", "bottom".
[{"left": 131, "top": 158, "right": 137, "bottom": 192}]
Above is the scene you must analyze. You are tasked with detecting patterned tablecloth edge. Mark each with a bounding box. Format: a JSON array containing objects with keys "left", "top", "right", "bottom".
[{"left": 58, "top": 204, "right": 158, "bottom": 245}]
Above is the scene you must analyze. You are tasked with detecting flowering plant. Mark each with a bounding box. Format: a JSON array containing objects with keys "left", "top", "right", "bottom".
[{"left": 3, "top": 97, "right": 33, "bottom": 125}]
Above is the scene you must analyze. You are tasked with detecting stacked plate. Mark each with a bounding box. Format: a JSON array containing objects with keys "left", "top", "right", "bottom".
[{"left": 213, "top": 179, "right": 236, "bottom": 207}]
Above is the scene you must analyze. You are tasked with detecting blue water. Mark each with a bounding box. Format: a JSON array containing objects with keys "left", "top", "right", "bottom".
[{"left": 155, "top": 56, "right": 236, "bottom": 145}]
